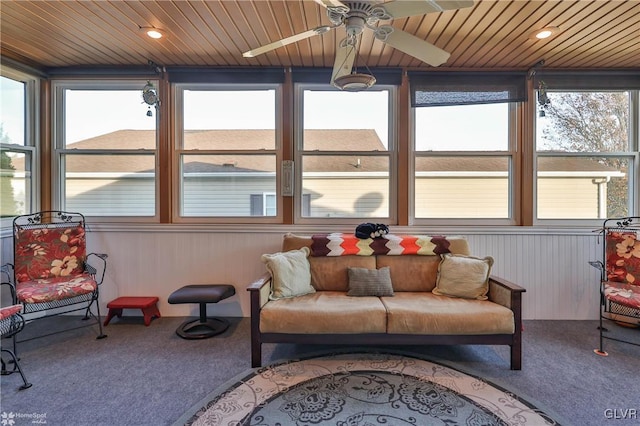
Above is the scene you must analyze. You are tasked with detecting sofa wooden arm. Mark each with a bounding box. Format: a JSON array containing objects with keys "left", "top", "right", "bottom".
[
  {"left": 489, "top": 275, "right": 526, "bottom": 292},
  {"left": 247, "top": 273, "right": 272, "bottom": 367},
  {"left": 488, "top": 275, "right": 525, "bottom": 370},
  {"left": 247, "top": 273, "right": 271, "bottom": 291},
  {"left": 247, "top": 272, "right": 272, "bottom": 304},
  {"left": 488, "top": 275, "right": 525, "bottom": 309}
]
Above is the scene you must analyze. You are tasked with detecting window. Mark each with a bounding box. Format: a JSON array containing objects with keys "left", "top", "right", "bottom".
[
  {"left": 414, "top": 104, "right": 513, "bottom": 220},
  {"left": 297, "top": 86, "right": 395, "bottom": 221},
  {"left": 0, "top": 68, "right": 39, "bottom": 219},
  {"left": 250, "top": 193, "right": 276, "bottom": 216},
  {"left": 176, "top": 85, "right": 279, "bottom": 220},
  {"left": 53, "top": 81, "right": 158, "bottom": 218},
  {"left": 535, "top": 91, "right": 637, "bottom": 220},
  {"left": 410, "top": 72, "right": 524, "bottom": 223}
]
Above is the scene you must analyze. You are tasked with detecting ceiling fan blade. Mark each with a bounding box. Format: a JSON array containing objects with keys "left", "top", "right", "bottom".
[
  {"left": 243, "top": 26, "right": 332, "bottom": 58},
  {"left": 330, "top": 41, "right": 357, "bottom": 85},
  {"left": 380, "top": 0, "right": 474, "bottom": 19},
  {"left": 377, "top": 27, "right": 450, "bottom": 67}
]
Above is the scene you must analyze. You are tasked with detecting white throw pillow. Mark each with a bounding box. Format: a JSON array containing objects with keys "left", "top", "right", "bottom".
[
  {"left": 433, "top": 253, "right": 494, "bottom": 300},
  {"left": 261, "top": 247, "right": 315, "bottom": 300}
]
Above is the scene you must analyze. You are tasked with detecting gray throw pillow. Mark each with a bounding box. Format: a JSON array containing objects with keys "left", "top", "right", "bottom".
[{"left": 347, "top": 267, "right": 394, "bottom": 297}]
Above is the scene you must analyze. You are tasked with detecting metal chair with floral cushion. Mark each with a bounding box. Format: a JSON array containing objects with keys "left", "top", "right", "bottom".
[
  {"left": 590, "top": 216, "right": 640, "bottom": 356},
  {"left": 1, "top": 211, "right": 108, "bottom": 340},
  {"left": 0, "top": 303, "right": 32, "bottom": 390}
]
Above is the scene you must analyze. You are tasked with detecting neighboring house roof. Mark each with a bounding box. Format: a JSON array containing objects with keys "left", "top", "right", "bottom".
[
  {"left": 416, "top": 156, "right": 621, "bottom": 174},
  {"left": 63, "top": 129, "right": 387, "bottom": 173},
  {"left": 8, "top": 129, "right": 623, "bottom": 175},
  {"left": 537, "top": 156, "right": 622, "bottom": 174},
  {"left": 67, "top": 129, "right": 385, "bottom": 151},
  {"left": 415, "top": 157, "right": 508, "bottom": 173}
]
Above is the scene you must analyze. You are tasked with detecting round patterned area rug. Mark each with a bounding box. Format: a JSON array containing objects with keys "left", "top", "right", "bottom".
[{"left": 176, "top": 352, "right": 559, "bottom": 426}]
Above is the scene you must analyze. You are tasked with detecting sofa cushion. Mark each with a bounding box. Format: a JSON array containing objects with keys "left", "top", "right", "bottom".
[
  {"left": 260, "top": 291, "right": 387, "bottom": 334},
  {"left": 309, "top": 256, "right": 377, "bottom": 291},
  {"left": 261, "top": 247, "right": 315, "bottom": 300},
  {"left": 282, "top": 233, "right": 313, "bottom": 252},
  {"left": 381, "top": 292, "right": 514, "bottom": 335},
  {"left": 433, "top": 254, "right": 494, "bottom": 300},
  {"left": 347, "top": 267, "right": 394, "bottom": 297},
  {"left": 375, "top": 255, "right": 441, "bottom": 292},
  {"left": 283, "top": 233, "right": 376, "bottom": 291}
]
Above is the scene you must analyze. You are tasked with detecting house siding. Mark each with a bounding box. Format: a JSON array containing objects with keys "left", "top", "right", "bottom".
[
  {"left": 537, "top": 178, "right": 600, "bottom": 219},
  {"left": 183, "top": 176, "right": 276, "bottom": 216},
  {"left": 66, "top": 178, "right": 156, "bottom": 216},
  {"left": 303, "top": 177, "right": 390, "bottom": 218},
  {"left": 415, "top": 177, "right": 509, "bottom": 218},
  {"left": 10, "top": 174, "right": 608, "bottom": 219}
]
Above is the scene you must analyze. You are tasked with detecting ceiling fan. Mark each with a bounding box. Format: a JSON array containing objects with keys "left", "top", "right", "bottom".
[{"left": 243, "top": 0, "right": 474, "bottom": 90}]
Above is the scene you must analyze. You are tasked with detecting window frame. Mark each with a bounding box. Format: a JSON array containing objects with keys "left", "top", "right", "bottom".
[
  {"left": 0, "top": 66, "right": 40, "bottom": 226},
  {"left": 172, "top": 82, "right": 283, "bottom": 224},
  {"left": 293, "top": 83, "right": 398, "bottom": 225},
  {"left": 533, "top": 89, "right": 639, "bottom": 226},
  {"left": 51, "top": 79, "right": 160, "bottom": 222}
]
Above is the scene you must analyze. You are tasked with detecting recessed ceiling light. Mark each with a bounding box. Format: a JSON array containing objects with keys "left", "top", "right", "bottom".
[
  {"left": 140, "top": 26, "right": 165, "bottom": 39},
  {"left": 531, "top": 26, "right": 558, "bottom": 40}
]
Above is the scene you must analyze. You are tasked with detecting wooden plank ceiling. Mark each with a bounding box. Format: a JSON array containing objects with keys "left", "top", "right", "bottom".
[{"left": 1, "top": 0, "right": 638, "bottom": 71}]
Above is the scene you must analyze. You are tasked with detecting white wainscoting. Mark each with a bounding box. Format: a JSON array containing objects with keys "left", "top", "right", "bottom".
[
  {"left": 0, "top": 227, "right": 603, "bottom": 320},
  {"left": 464, "top": 233, "right": 601, "bottom": 320}
]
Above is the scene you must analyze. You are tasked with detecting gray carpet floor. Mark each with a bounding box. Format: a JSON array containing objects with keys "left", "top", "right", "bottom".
[{"left": 1, "top": 316, "right": 639, "bottom": 426}]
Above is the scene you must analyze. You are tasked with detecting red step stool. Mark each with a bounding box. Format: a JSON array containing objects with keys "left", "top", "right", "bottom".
[{"left": 104, "top": 296, "right": 161, "bottom": 326}]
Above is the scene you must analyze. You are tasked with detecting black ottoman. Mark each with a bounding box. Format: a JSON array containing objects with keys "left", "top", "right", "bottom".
[{"left": 168, "top": 284, "right": 235, "bottom": 339}]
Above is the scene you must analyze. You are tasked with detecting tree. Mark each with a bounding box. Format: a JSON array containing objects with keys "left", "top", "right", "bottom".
[
  {"left": 0, "top": 123, "right": 22, "bottom": 216},
  {"left": 540, "top": 92, "right": 629, "bottom": 217}
]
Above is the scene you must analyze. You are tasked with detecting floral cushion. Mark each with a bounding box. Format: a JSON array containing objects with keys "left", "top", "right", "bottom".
[
  {"left": 604, "top": 281, "right": 640, "bottom": 310},
  {"left": 14, "top": 224, "right": 87, "bottom": 283},
  {"left": 605, "top": 231, "right": 640, "bottom": 285},
  {"left": 0, "top": 305, "right": 22, "bottom": 321},
  {"left": 16, "top": 274, "right": 97, "bottom": 304}
]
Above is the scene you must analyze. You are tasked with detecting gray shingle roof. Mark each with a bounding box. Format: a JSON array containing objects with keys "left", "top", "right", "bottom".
[{"left": 10, "top": 129, "right": 621, "bottom": 175}]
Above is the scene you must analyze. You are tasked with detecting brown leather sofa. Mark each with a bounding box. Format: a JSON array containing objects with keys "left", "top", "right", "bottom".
[{"left": 248, "top": 233, "right": 525, "bottom": 369}]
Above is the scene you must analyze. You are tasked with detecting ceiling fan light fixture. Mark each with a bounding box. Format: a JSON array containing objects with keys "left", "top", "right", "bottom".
[{"left": 333, "top": 72, "right": 376, "bottom": 91}]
